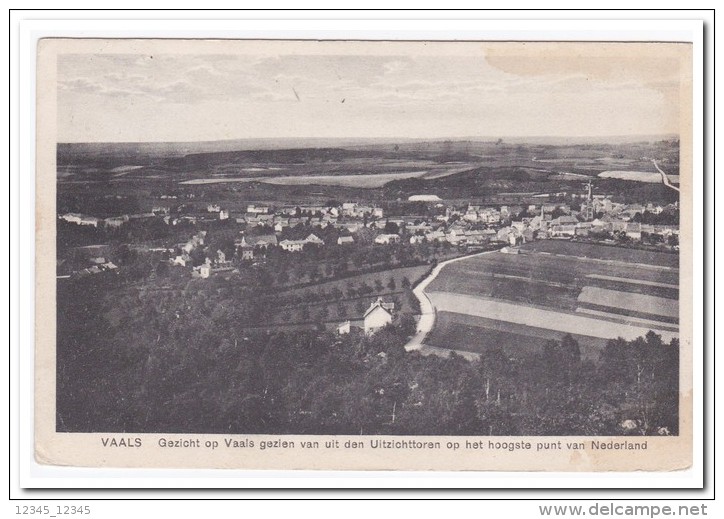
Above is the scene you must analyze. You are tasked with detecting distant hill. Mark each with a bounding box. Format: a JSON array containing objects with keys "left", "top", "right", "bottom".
[
  {"left": 57, "top": 138, "right": 422, "bottom": 164},
  {"left": 58, "top": 134, "right": 679, "bottom": 164}
]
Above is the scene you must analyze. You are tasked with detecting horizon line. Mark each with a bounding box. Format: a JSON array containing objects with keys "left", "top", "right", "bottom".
[{"left": 58, "top": 134, "right": 680, "bottom": 146}]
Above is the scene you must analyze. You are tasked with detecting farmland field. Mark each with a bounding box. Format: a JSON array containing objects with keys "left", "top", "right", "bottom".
[
  {"left": 424, "top": 241, "right": 679, "bottom": 361},
  {"left": 426, "top": 249, "right": 678, "bottom": 310},
  {"left": 598, "top": 170, "right": 661, "bottom": 183},
  {"left": 577, "top": 286, "right": 678, "bottom": 320},
  {"left": 519, "top": 240, "right": 679, "bottom": 268},
  {"left": 180, "top": 171, "right": 430, "bottom": 187},
  {"left": 426, "top": 311, "right": 608, "bottom": 361},
  {"left": 427, "top": 292, "right": 677, "bottom": 343}
]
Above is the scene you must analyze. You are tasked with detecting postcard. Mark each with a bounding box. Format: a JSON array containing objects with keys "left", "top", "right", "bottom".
[{"left": 35, "top": 38, "right": 693, "bottom": 471}]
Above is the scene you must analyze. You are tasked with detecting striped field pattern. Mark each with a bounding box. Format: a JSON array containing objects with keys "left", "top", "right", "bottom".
[{"left": 424, "top": 241, "right": 678, "bottom": 360}]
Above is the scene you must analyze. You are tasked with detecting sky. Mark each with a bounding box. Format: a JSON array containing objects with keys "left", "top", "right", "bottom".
[{"left": 56, "top": 44, "right": 686, "bottom": 143}]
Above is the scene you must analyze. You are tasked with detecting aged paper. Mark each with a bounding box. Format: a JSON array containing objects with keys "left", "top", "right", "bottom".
[{"left": 36, "top": 38, "right": 693, "bottom": 471}]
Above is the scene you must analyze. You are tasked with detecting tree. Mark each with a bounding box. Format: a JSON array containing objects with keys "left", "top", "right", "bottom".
[
  {"left": 317, "top": 306, "right": 330, "bottom": 321},
  {"left": 155, "top": 260, "right": 169, "bottom": 278},
  {"left": 308, "top": 265, "right": 320, "bottom": 282},
  {"left": 397, "top": 313, "right": 416, "bottom": 337},
  {"left": 355, "top": 300, "right": 366, "bottom": 315},
  {"left": 561, "top": 334, "right": 581, "bottom": 366},
  {"left": 401, "top": 276, "right": 411, "bottom": 289},
  {"left": 479, "top": 345, "right": 511, "bottom": 404},
  {"left": 387, "top": 277, "right": 397, "bottom": 291},
  {"left": 384, "top": 221, "right": 400, "bottom": 234},
  {"left": 276, "top": 270, "right": 290, "bottom": 285},
  {"left": 450, "top": 373, "right": 482, "bottom": 434},
  {"left": 336, "top": 303, "right": 347, "bottom": 318},
  {"left": 300, "top": 307, "right": 311, "bottom": 321}
]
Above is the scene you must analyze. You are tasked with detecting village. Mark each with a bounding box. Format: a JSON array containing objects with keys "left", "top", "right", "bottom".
[
  {"left": 54, "top": 180, "right": 680, "bottom": 339},
  {"left": 59, "top": 180, "right": 680, "bottom": 277}
]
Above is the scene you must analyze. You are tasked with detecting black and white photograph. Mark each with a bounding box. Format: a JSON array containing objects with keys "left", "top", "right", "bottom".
[{"left": 35, "top": 38, "right": 693, "bottom": 470}]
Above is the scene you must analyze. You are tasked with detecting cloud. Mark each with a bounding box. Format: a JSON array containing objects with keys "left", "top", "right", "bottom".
[
  {"left": 56, "top": 49, "right": 682, "bottom": 142},
  {"left": 382, "top": 59, "right": 410, "bottom": 75},
  {"left": 58, "top": 78, "right": 105, "bottom": 94}
]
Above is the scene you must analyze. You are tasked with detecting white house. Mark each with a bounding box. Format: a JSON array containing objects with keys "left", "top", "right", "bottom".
[
  {"left": 79, "top": 216, "right": 99, "bottom": 227},
  {"left": 247, "top": 204, "right": 270, "bottom": 214},
  {"left": 511, "top": 220, "right": 527, "bottom": 232},
  {"left": 337, "top": 236, "right": 354, "bottom": 245},
  {"left": 496, "top": 227, "right": 513, "bottom": 242},
  {"left": 408, "top": 194, "right": 441, "bottom": 202},
  {"left": 425, "top": 230, "right": 446, "bottom": 242},
  {"left": 280, "top": 239, "right": 306, "bottom": 252},
  {"left": 193, "top": 263, "right": 211, "bottom": 279},
  {"left": 341, "top": 202, "right": 357, "bottom": 215},
  {"left": 304, "top": 234, "right": 325, "bottom": 246},
  {"left": 60, "top": 213, "right": 83, "bottom": 224},
  {"left": 101, "top": 261, "right": 118, "bottom": 271},
  {"left": 363, "top": 298, "right": 395, "bottom": 334},
  {"left": 219, "top": 209, "right": 229, "bottom": 220},
  {"left": 463, "top": 211, "right": 479, "bottom": 222},
  {"left": 171, "top": 253, "right": 190, "bottom": 267},
  {"left": 446, "top": 233, "right": 466, "bottom": 245},
  {"left": 337, "top": 320, "right": 351, "bottom": 335},
  {"left": 625, "top": 222, "right": 643, "bottom": 240},
  {"left": 549, "top": 224, "right": 576, "bottom": 238},
  {"left": 240, "top": 246, "right": 254, "bottom": 260},
  {"left": 239, "top": 234, "right": 278, "bottom": 249},
  {"left": 375, "top": 233, "right": 400, "bottom": 245},
  {"left": 480, "top": 209, "right": 501, "bottom": 224}
]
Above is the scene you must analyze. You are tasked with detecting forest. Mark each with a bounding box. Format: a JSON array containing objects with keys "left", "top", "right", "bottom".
[{"left": 56, "top": 271, "right": 679, "bottom": 436}]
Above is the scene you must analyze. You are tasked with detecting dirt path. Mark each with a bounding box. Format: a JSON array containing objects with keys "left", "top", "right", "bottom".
[{"left": 404, "top": 249, "right": 500, "bottom": 353}]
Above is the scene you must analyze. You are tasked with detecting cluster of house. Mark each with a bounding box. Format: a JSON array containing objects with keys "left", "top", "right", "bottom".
[
  {"left": 59, "top": 207, "right": 169, "bottom": 229},
  {"left": 61, "top": 189, "right": 680, "bottom": 282},
  {"left": 231, "top": 232, "right": 329, "bottom": 259},
  {"left": 59, "top": 212, "right": 156, "bottom": 228},
  {"left": 70, "top": 256, "right": 119, "bottom": 278},
  {"left": 545, "top": 216, "right": 680, "bottom": 241},
  {"left": 190, "top": 249, "right": 231, "bottom": 279},
  {"left": 337, "top": 297, "right": 395, "bottom": 335},
  {"left": 167, "top": 231, "right": 236, "bottom": 279},
  {"left": 233, "top": 202, "right": 384, "bottom": 233},
  {"left": 491, "top": 199, "right": 680, "bottom": 245},
  {"left": 206, "top": 204, "right": 230, "bottom": 220},
  {"left": 170, "top": 231, "right": 207, "bottom": 267},
  {"left": 382, "top": 197, "right": 679, "bottom": 247},
  {"left": 279, "top": 233, "right": 325, "bottom": 252}
]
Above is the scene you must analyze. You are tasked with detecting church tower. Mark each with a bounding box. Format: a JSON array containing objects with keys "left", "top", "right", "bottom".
[{"left": 583, "top": 180, "right": 595, "bottom": 221}]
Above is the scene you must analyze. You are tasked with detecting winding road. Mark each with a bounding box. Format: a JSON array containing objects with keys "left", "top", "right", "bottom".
[
  {"left": 652, "top": 159, "right": 680, "bottom": 193},
  {"left": 404, "top": 249, "right": 500, "bottom": 354}
]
